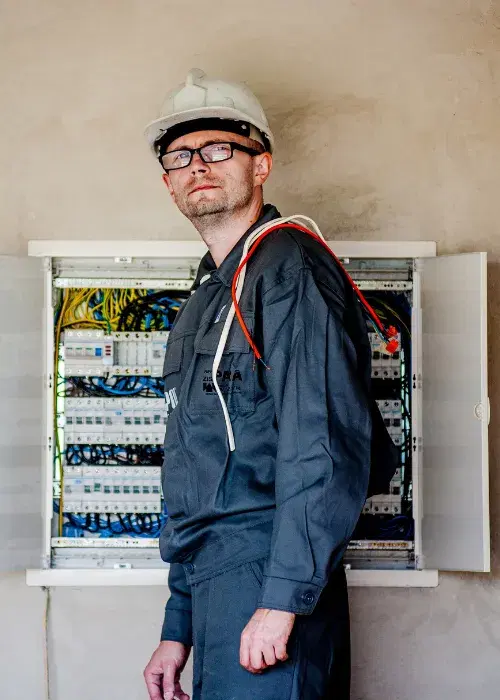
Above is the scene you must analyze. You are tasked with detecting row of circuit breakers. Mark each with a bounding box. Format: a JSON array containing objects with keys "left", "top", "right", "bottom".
[
  {"left": 63, "top": 329, "right": 401, "bottom": 380},
  {"left": 63, "top": 465, "right": 162, "bottom": 515},
  {"left": 60, "top": 330, "right": 404, "bottom": 518},
  {"left": 367, "top": 332, "right": 404, "bottom": 517},
  {"left": 62, "top": 398, "right": 167, "bottom": 445},
  {"left": 63, "top": 329, "right": 170, "bottom": 376},
  {"left": 61, "top": 329, "right": 168, "bottom": 517}
]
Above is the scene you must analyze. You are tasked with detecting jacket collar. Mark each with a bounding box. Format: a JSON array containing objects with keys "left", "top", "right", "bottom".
[{"left": 192, "top": 204, "right": 281, "bottom": 289}]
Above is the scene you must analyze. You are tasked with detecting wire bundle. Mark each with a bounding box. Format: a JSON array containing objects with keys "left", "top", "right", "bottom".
[
  {"left": 54, "top": 287, "right": 187, "bottom": 334},
  {"left": 353, "top": 514, "right": 414, "bottom": 541},
  {"left": 65, "top": 444, "right": 163, "bottom": 466},
  {"left": 61, "top": 511, "right": 167, "bottom": 539},
  {"left": 61, "top": 376, "right": 164, "bottom": 398},
  {"left": 55, "top": 288, "right": 144, "bottom": 332},
  {"left": 116, "top": 290, "right": 187, "bottom": 331}
]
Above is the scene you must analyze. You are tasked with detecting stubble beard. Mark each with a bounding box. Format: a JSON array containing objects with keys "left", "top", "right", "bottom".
[{"left": 176, "top": 174, "right": 254, "bottom": 230}]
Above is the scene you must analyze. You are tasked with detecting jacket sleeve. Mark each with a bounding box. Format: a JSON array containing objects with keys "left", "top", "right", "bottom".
[
  {"left": 257, "top": 266, "right": 372, "bottom": 615},
  {"left": 160, "top": 563, "right": 193, "bottom": 645}
]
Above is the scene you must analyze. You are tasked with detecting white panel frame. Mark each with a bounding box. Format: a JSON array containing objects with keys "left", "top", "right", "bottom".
[
  {"left": 28, "top": 239, "right": 437, "bottom": 260},
  {"left": 41, "top": 258, "right": 54, "bottom": 568},
  {"left": 411, "top": 265, "right": 424, "bottom": 568},
  {"left": 26, "top": 567, "right": 438, "bottom": 587}
]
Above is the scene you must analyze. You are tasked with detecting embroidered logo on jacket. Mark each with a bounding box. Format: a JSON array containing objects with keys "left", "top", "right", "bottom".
[
  {"left": 214, "top": 304, "right": 227, "bottom": 323},
  {"left": 164, "top": 387, "right": 179, "bottom": 416},
  {"left": 202, "top": 368, "right": 242, "bottom": 395}
]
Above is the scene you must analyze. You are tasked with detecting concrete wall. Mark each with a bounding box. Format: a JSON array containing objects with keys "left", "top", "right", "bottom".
[{"left": 1, "top": 1, "right": 500, "bottom": 698}]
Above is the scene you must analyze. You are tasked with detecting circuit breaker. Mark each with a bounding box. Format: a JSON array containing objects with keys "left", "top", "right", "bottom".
[{"left": 0, "top": 239, "right": 487, "bottom": 586}]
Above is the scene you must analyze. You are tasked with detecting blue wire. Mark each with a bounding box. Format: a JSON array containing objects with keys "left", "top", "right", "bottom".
[{"left": 94, "top": 378, "right": 147, "bottom": 396}]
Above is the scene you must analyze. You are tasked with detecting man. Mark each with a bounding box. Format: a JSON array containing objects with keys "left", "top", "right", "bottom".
[{"left": 143, "top": 69, "right": 387, "bottom": 700}]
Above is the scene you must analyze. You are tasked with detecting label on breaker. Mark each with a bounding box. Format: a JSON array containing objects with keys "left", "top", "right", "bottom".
[{"left": 63, "top": 330, "right": 114, "bottom": 370}]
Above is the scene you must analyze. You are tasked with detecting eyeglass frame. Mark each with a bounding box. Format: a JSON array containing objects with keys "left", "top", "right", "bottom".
[{"left": 157, "top": 141, "right": 263, "bottom": 173}]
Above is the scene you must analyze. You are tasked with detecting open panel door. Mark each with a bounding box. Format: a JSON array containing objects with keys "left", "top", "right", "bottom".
[
  {"left": 0, "top": 256, "right": 45, "bottom": 569},
  {"left": 420, "top": 253, "right": 489, "bottom": 571}
]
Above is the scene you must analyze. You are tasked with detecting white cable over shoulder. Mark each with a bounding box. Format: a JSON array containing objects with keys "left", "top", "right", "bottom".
[{"left": 212, "top": 215, "right": 326, "bottom": 451}]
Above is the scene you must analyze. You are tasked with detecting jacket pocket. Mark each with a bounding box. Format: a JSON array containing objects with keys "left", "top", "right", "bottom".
[
  {"left": 246, "top": 557, "right": 266, "bottom": 588},
  {"left": 161, "top": 332, "right": 199, "bottom": 515},
  {"left": 188, "top": 313, "right": 256, "bottom": 415},
  {"left": 162, "top": 334, "right": 189, "bottom": 419}
]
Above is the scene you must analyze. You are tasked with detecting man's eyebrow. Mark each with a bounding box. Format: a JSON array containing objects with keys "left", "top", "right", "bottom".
[{"left": 166, "top": 139, "right": 230, "bottom": 153}]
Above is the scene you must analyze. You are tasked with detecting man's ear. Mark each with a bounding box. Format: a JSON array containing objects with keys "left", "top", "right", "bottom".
[
  {"left": 253, "top": 152, "right": 273, "bottom": 187},
  {"left": 162, "top": 173, "right": 176, "bottom": 202}
]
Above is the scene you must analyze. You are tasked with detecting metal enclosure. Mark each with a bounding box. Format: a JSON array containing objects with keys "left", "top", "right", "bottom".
[{"left": 11, "top": 239, "right": 487, "bottom": 587}]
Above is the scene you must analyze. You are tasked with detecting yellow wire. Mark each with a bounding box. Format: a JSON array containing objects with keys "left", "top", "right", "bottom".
[
  {"left": 375, "top": 300, "right": 410, "bottom": 338},
  {"left": 60, "top": 287, "right": 157, "bottom": 331}
]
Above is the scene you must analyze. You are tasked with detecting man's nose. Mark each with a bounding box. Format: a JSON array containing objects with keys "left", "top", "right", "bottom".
[{"left": 189, "top": 151, "right": 209, "bottom": 175}]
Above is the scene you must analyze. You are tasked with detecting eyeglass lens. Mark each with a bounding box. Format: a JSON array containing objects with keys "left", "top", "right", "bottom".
[{"left": 162, "top": 143, "right": 233, "bottom": 170}]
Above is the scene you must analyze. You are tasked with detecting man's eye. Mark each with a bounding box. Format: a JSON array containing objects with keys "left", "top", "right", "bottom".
[
  {"left": 174, "top": 151, "right": 190, "bottom": 163},
  {"left": 207, "top": 144, "right": 230, "bottom": 154},
  {"left": 204, "top": 144, "right": 231, "bottom": 162}
]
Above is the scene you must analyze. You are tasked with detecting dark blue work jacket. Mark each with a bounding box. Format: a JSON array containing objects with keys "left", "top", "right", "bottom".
[{"left": 160, "top": 204, "right": 377, "bottom": 644}]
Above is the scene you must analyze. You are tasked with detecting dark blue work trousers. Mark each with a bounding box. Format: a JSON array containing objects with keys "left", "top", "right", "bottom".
[{"left": 185, "top": 547, "right": 350, "bottom": 700}]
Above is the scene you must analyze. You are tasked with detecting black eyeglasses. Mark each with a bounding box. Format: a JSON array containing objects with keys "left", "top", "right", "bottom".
[{"left": 159, "top": 141, "right": 262, "bottom": 172}]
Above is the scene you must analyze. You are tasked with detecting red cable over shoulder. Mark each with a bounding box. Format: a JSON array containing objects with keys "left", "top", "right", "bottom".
[{"left": 231, "top": 223, "right": 399, "bottom": 366}]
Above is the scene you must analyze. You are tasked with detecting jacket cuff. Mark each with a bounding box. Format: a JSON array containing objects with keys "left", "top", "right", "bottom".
[
  {"left": 160, "top": 607, "right": 193, "bottom": 646},
  {"left": 257, "top": 576, "right": 323, "bottom": 615}
]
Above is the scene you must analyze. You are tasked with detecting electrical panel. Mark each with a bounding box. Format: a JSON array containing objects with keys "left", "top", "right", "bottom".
[
  {"left": 344, "top": 267, "right": 414, "bottom": 568},
  {"left": 17, "top": 241, "right": 489, "bottom": 583},
  {"left": 48, "top": 274, "right": 191, "bottom": 566},
  {"left": 46, "top": 255, "right": 416, "bottom": 571}
]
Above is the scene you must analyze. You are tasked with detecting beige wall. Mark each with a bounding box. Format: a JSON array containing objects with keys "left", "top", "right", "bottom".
[{"left": 1, "top": 1, "right": 500, "bottom": 698}]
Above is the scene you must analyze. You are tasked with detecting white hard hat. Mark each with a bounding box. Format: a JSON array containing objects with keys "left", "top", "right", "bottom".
[{"left": 144, "top": 69, "right": 274, "bottom": 155}]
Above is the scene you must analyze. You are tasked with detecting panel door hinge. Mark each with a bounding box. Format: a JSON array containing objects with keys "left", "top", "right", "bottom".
[
  {"left": 415, "top": 554, "right": 426, "bottom": 570},
  {"left": 413, "top": 258, "right": 424, "bottom": 274},
  {"left": 412, "top": 435, "right": 423, "bottom": 454}
]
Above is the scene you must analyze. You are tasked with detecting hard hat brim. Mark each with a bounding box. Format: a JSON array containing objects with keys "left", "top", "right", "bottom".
[{"left": 144, "top": 106, "right": 274, "bottom": 154}]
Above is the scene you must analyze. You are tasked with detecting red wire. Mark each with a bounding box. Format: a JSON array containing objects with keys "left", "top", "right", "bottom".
[{"left": 230, "top": 223, "right": 398, "bottom": 364}]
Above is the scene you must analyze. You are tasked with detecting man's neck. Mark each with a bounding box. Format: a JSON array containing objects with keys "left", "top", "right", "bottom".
[{"left": 193, "top": 198, "right": 264, "bottom": 267}]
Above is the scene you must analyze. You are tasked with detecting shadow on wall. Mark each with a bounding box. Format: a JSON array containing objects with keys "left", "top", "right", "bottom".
[{"left": 266, "top": 93, "right": 381, "bottom": 235}]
